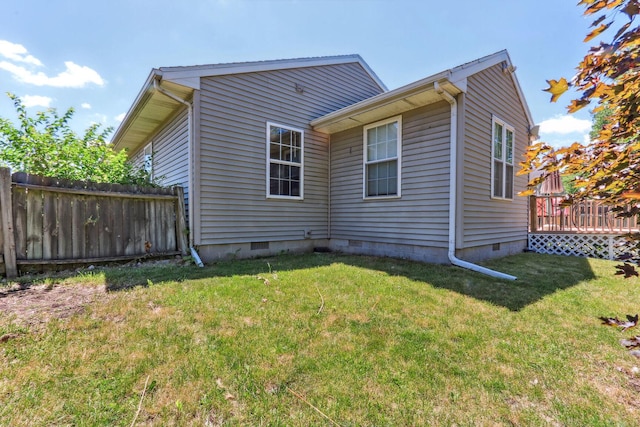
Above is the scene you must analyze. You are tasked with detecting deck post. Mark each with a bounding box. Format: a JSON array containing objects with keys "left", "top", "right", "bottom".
[{"left": 529, "top": 195, "right": 538, "bottom": 232}]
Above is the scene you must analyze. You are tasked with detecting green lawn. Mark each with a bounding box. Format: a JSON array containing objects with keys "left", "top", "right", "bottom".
[{"left": 1, "top": 253, "right": 639, "bottom": 425}]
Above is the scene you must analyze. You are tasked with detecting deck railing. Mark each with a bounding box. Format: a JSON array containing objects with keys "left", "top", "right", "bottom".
[{"left": 529, "top": 195, "right": 640, "bottom": 234}]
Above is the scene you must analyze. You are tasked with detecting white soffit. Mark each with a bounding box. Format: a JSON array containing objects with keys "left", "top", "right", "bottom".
[
  {"left": 311, "top": 75, "right": 463, "bottom": 134},
  {"left": 311, "top": 49, "right": 535, "bottom": 134},
  {"left": 112, "top": 54, "right": 386, "bottom": 152}
]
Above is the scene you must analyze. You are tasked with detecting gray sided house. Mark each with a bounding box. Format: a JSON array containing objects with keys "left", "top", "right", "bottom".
[{"left": 112, "top": 51, "right": 535, "bottom": 268}]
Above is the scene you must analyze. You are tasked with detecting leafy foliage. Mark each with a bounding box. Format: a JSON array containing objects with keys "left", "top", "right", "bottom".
[
  {"left": 521, "top": 0, "right": 640, "bottom": 273},
  {"left": 0, "top": 93, "right": 153, "bottom": 185}
]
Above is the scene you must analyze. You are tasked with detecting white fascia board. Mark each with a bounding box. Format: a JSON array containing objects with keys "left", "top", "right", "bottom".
[
  {"left": 311, "top": 70, "right": 452, "bottom": 129},
  {"left": 508, "top": 69, "right": 535, "bottom": 127},
  {"left": 449, "top": 49, "right": 535, "bottom": 126},
  {"left": 111, "top": 69, "right": 160, "bottom": 150},
  {"left": 158, "top": 54, "right": 387, "bottom": 92},
  {"left": 449, "top": 50, "right": 510, "bottom": 81},
  {"left": 163, "top": 76, "right": 200, "bottom": 90}
]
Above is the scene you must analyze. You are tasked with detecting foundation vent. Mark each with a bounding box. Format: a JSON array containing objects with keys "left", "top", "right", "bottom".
[{"left": 251, "top": 241, "right": 269, "bottom": 250}]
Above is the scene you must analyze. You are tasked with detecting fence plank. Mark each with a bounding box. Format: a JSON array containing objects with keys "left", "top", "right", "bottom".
[
  {"left": 100, "top": 197, "right": 114, "bottom": 257},
  {"left": 72, "top": 197, "right": 86, "bottom": 258},
  {"left": 112, "top": 197, "right": 124, "bottom": 256},
  {"left": 42, "top": 190, "right": 58, "bottom": 259},
  {"left": 26, "top": 190, "right": 43, "bottom": 260},
  {"left": 57, "top": 196, "right": 72, "bottom": 259},
  {"left": 175, "top": 186, "right": 188, "bottom": 254},
  {"left": 0, "top": 168, "right": 17, "bottom": 277},
  {"left": 160, "top": 200, "right": 169, "bottom": 252},
  {"left": 134, "top": 199, "right": 145, "bottom": 254},
  {"left": 12, "top": 186, "right": 27, "bottom": 260},
  {"left": 85, "top": 197, "right": 100, "bottom": 258},
  {"left": 145, "top": 199, "right": 155, "bottom": 253},
  {"left": 165, "top": 199, "right": 176, "bottom": 252},
  {"left": 123, "top": 199, "right": 135, "bottom": 255}
]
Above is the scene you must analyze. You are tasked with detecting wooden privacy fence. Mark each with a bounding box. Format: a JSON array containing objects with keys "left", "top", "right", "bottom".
[{"left": 0, "top": 168, "right": 188, "bottom": 277}]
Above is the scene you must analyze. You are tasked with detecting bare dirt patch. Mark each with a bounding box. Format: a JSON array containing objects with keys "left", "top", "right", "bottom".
[{"left": 0, "top": 282, "right": 108, "bottom": 329}]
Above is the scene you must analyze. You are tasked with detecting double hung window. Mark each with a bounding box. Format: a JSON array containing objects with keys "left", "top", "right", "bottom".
[
  {"left": 364, "top": 116, "right": 402, "bottom": 198},
  {"left": 491, "top": 117, "right": 514, "bottom": 200},
  {"left": 267, "top": 123, "right": 303, "bottom": 199}
]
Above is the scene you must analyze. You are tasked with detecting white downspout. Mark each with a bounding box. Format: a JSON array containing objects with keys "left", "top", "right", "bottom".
[
  {"left": 434, "top": 82, "right": 516, "bottom": 281},
  {"left": 153, "top": 78, "right": 204, "bottom": 267},
  {"left": 327, "top": 134, "right": 331, "bottom": 240}
]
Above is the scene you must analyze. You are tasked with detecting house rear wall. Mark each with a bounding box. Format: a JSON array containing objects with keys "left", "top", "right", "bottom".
[
  {"left": 196, "top": 63, "right": 384, "bottom": 259},
  {"left": 328, "top": 101, "right": 452, "bottom": 263},
  {"left": 460, "top": 63, "right": 530, "bottom": 252}
]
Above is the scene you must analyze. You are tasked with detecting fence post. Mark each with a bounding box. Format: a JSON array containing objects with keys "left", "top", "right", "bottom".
[
  {"left": 529, "top": 195, "right": 538, "bottom": 232},
  {"left": 0, "top": 168, "right": 17, "bottom": 278},
  {"left": 174, "top": 186, "right": 189, "bottom": 255}
]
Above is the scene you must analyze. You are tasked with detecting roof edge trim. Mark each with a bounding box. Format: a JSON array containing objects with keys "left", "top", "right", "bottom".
[{"left": 159, "top": 54, "right": 387, "bottom": 92}]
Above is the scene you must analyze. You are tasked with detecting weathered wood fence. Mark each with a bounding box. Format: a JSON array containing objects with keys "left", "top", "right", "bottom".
[{"left": 0, "top": 168, "right": 188, "bottom": 277}]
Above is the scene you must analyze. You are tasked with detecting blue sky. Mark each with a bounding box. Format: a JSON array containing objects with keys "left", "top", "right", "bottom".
[{"left": 0, "top": 0, "right": 595, "bottom": 149}]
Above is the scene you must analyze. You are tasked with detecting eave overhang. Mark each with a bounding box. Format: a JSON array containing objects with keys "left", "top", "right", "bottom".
[
  {"left": 112, "top": 54, "right": 386, "bottom": 154},
  {"left": 311, "top": 49, "right": 535, "bottom": 134},
  {"left": 311, "top": 72, "right": 464, "bottom": 134},
  {"left": 112, "top": 70, "right": 194, "bottom": 153}
]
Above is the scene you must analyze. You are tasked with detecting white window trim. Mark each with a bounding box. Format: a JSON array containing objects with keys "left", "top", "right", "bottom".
[
  {"left": 266, "top": 122, "right": 304, "bottom": 200},
  {"left": 362, "top": 115, "right": 402, "bottom": 200},
  {"left": 143, "top": 142, "right": 153, "bottom": 180},
  {"left": 491, "top": 115, "right": 515, "bottom": 201}
]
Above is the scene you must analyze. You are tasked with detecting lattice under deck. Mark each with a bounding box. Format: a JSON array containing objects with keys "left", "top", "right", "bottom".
[{"left": 528, "top": 233, "right": 639, "bottom": 261}]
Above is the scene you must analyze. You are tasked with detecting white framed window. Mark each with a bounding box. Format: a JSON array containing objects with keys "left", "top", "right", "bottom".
[
  {"left": 491, "top": 116, "right": 514, "bottom": 200},
  {"left": 363, "top": 116, "right": 402, "bottom": 198},
  {"left": 143, "top": 142, "right": 153, "bottom": 178},
  {"left": 266, "top": 122, "right": 304, "bottom": 199}
]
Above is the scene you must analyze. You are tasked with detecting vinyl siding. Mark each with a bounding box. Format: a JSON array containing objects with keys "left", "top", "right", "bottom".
[
  {"left": 330, "top": 102, "right": 451, "bottom": 248},
  {"left": 461, "top": 64, "right": 530, "bottom": 247},
  {"left": 130, "top": 108, "right": 190, "bottom": 213},
  {"left": 198, "top": 62, "right": 383, "bottom": 245}
]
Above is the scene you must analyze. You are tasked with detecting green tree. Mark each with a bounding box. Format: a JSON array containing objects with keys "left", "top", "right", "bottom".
[
  {"left": 589, "top": 106, "right": 614, "bottom": 141},
  {"left": 0, "top": 93, "right": 152, "bottom": 185}
]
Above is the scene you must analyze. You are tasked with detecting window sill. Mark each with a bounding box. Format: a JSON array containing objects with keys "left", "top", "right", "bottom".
[
  {"left": 363, "top": 195, "right": 401, "bottom": 201},
  {"left": 490, "top": 196, "right": 514, "bottom": 202},
  {"left": 267, "top": 195, "right": 304, "bottom": 201}
]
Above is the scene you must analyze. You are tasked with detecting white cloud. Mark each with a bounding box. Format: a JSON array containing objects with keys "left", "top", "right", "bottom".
[
  {"left": 538, "top": 115, "right": 592, "bottom": 134},
  {"left": 0, "top": 60, "right": 104, "bottom": 88},
  {"left": 537, "top": 115, "right": 593, "bottom": 149},
  {"left": 81, "top": 103, "right": 91, "bottom": 109},
  {"left": 22, "top": 95, "right": 52, "bottom": 108},
  {"left": 0, "top": 40, "right": 43, "bottom": 66},
  {"left": 115, "top": 112, "right": 126, "bottom": 122}
]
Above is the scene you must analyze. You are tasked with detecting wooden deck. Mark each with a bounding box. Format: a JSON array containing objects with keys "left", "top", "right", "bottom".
[{"left": 529, "top": 195, "right": 640, "bottom": 234}]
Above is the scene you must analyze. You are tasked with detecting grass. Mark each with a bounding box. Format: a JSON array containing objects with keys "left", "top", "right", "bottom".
[{"left": 1, "top": 252, "right": 639, "bottom": 425}]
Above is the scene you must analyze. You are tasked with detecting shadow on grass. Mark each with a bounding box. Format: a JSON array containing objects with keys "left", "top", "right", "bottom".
[
  {"left": 393, "top": 252, "right": 596, "bottom": 311},
  {"left": 102, "top": 251, "right": 596, "bottom": 311}
]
